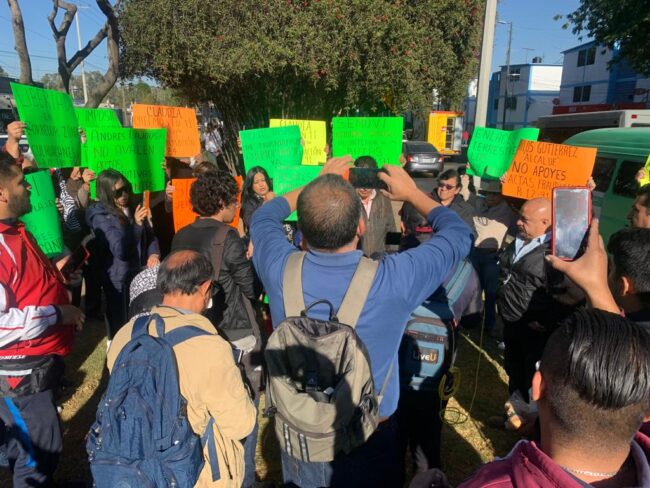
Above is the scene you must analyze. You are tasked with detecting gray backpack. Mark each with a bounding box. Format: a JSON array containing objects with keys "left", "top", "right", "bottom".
[{"left": 264, "top": 252, "right": 392, "bottom": 462}]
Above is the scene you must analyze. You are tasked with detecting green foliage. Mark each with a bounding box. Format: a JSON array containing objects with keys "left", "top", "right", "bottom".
[
  {"left": 566, "top": 0, "right": 650, "bottom": 75},
  {"left": 118, "top": 0, "right": 483, "bottom": 129}
]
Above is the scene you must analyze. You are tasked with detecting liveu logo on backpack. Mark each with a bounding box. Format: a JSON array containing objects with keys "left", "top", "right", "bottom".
[{"left": 86, "top": 314, "right": 220, "bottom": 487}]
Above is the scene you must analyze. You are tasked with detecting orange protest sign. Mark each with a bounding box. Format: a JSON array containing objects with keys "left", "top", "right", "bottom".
[
  {"left": 172, "top": 178, "right": 197, "bottom": 232},
  {"left": 132, "top": 104, "right": 200, "bottom": 157},
  {"left": 502, "top": 140, "right": 597, "bottom": 200},
  {"left": 172, "top": 175, "right": 244, "bottom": 233}
]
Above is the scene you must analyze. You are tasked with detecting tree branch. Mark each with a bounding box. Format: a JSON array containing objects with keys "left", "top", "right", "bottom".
[
  {"left": 7, "top": 0, "right": 33, "bottom": 85},
  {"left": 86, "top": 0, "right": 121, "bottom": 107},
  {"left": 68, "top": 24, "right": 108, "bottom": 72}
]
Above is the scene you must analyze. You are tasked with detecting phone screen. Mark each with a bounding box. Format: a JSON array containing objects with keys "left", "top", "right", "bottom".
[
  {"left": 348, "top": 168, "right": 388, "bottom": 190},
  {"left": 62, "top": 245, "right": 90, "bottom": 277},
  {"left": 552, "top": 188, "right": 591, "bottom": 261}
]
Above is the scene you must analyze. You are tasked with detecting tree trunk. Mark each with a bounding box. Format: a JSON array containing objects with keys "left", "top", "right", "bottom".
[
  {"left": 87, "top": 1, "right": 120, "bottom": 108},
  {"left": 7, "top": 0, "right": 33, "bottom": 85}
]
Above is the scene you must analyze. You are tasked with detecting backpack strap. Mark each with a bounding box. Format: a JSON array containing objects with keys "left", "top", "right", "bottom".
[
  {"left": 131, "top": 313, "right": 166, "bottom": 339},
  {"left": 283, "top": 252, "right": 307, "bottom": 317},
  {"left": 210, "top": 225, "right": 231, "bottom": 282},
  {"left": 336, "top": 257, "right": 379, "bottom": 328},
  {"left": 377, "top": 360, "right": 394, "bottom": 406},
  {"left": 201, "top": 417, "right": 221, "bottom": 482}
]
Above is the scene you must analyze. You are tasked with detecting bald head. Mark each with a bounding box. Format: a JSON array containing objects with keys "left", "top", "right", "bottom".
[
  {"left": 157, "top": 250, "right": 213, "bottom": 296},
  {"left": 517, "top": 197, "right": 552, "bottom": 241},
  {"left": 297, "top": 174, "right": 362, "bottom": 250}
]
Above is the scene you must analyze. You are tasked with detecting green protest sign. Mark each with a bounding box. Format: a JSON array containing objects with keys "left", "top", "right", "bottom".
[
  {"left": 84, "top": 128, "right": 167, "bottom": 196},
  {"left": 240, "top": 126, "right": 303, "bottom": 179},
  {"left": 273, "top": 165, "right": 322, "bottom": 221},
  {"left": 331, "top": 117, "right": 403, "bottom": 166},
  {"left": 10, "top": 83, "right": 80, "bottom": 168},
  {"left": 467, "top": 127, "right": 540, "bottom": 178},
  {"left": 75, "top": 108, "right": 121, "bottom": 129},
  {"left": 20, "top": 170, "right": 64, "bottom": 257}
]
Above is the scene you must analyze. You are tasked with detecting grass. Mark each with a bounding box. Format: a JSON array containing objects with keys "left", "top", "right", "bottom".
[{"left": 0, "top": 318, "right": 518, "bottom": 486}]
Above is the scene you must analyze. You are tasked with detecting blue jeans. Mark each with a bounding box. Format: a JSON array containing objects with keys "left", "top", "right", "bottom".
[
  {"left": 242, "top": 395, "right": 260, "bottom": 487},
  {"left": 471, "top": 250, "right": 499, "bottom": 331},
  {"left": 281, "top": 416, "right": 401, "bottom": 488}
]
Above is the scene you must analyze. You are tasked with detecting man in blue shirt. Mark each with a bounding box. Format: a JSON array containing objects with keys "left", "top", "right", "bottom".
[{"left": 250, "top": 157, "right": 473, "bottom": 487}]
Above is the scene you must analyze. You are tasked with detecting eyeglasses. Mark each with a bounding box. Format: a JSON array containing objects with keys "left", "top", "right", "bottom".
[
  {"left": 438, "top": 183, "right": 458, "bottom": 191},
  {"left": 114, "top": 186, "right": 130, "bottom": 198}
]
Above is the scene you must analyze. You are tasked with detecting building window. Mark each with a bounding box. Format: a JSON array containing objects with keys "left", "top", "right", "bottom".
[
  {"left": 577, "top": 46, "right": 597, "bottom": 67},
  {"left": 508, "top": 67, "right": 521, "bottom": 81},
  {"left": 572, "top": 85, "right": 592, "bottom": 102},
  {"left": 505, "top": 96, "right": 517, "bottom": 110},
  {"left": 493, "top": 98, "right": 499, "bottom": 110}
]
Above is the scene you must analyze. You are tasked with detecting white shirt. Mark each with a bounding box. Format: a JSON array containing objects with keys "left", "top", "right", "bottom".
[
  {"left": 513, "top": 232, "right": 551, "bottom": 264},
  {"left": 361, "top": 190, "right": 377, "bottom": 217}
]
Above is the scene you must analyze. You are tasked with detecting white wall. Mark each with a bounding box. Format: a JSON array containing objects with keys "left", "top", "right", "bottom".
[
  {"left": 529, "top": 66, "right": 562, "bottom": 91},
  {"left": 559, "top": 44, "right": 613, "bottom": 106}
]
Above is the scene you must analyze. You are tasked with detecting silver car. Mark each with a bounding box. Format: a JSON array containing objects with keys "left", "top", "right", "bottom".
[{"left": 402, "top": 141, "right": 445, "bottom": 176}]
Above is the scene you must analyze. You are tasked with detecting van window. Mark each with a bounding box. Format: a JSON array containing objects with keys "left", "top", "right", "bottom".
[
  {"left": 613, "top": 160, "right": 645, "bottom": 198},
  {"left": 592, "top": 157, "right": 616, "bottom": 192}
]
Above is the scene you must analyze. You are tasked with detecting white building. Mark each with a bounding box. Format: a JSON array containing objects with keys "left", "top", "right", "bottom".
[
  {"left": 487, "top": 59, "right": 562, "bottom": 129},
  {"left": 555, "top": 41, "right": 650, "bottom": 114}
]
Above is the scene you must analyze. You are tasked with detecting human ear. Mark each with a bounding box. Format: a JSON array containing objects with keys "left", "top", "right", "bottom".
[{"left": 531, "top": 371, "right": 546, "bottom": 402}]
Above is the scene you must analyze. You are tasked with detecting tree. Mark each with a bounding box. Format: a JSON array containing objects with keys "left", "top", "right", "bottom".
[
  {"left": 7, "top": 0, "right": 33, "bottom": 84},
  {"left": 561, "top": 0, "right": 650, "bottom": 75},
  {"left": 118, "top": 0, "right": 483, "bottom": 160},
  {"left": 47, "top": 0, "right": 121, "bottom": 107}
]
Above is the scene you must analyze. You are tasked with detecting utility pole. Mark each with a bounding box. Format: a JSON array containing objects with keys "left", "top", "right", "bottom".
[
  {"left": 74, "top": 4, "right": 89, "bottom": 105},
  {"left": 499, "top": 20, "right": 513, "bottom": 130},
  {"left": 474, "top": 0, "right": 497, "bottom": 129}
]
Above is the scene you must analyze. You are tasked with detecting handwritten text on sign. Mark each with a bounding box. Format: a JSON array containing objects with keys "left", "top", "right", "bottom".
[
  {"left": 240, "top": 126, "right": 303, "bottom": 179},
  {"left": 502, "top": 140, "right": 597, "bottom": 200},
  {"left": 132, "top": 104, "right": 200, "bottom": 157},
  {"left": 467, "top": 127, "right": 539, "bottom": 178},
  {"left": 10, "top": 83, "right": 80, "bottom": 168},
  {"left": 269, "top": 119, "right": 327, "bottom": 165},
  {"left": 20, "top": 170, "right": 64, "bottom": 257},
  {"left": 332, "top": 117, "right": 403, "bottom": 166}
]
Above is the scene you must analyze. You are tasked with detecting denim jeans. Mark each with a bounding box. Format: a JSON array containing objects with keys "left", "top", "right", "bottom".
[
  {"left": 471, "top": 250, "right": 500, "bottom": 331},
  {"left": 242, "top": 395, "right": 260, "bottom": 487},
  {"left": 281, "top": 415, "right": 401, "bottom": 488}
]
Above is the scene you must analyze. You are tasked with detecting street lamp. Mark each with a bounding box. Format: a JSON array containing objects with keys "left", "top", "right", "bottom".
[{"left": 498, "top": 20, "right": 513, "bottom": 130}]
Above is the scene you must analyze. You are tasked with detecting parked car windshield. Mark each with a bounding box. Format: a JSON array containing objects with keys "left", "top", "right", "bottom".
[{"left": 406, "top": 142, "right": 437, "bottom": 153}]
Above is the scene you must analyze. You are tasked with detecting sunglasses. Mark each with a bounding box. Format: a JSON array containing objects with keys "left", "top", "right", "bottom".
[
  {"left": 438, "top": 183, "right": 458, "bottom": 191},
  {"left": 114, "top": 186, "right": 130, "bottom": 198}
]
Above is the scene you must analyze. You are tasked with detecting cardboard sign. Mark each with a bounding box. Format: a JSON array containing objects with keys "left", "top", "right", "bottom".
[
  {"left": 467, "top": 127, "right": 540, "bottom": 178},
  {"left": 172, "top": 175, "right": 243, "bottom": 232},
  {"left": 331, "top": 117, "right": 403, "bottom": 166},
  {"left": 10, "top": 83, "right": 80, "bottom": 168},
  {"left": 273, "top": 165, "right": 323, "bottom": 221},
  {"left": 75, "top": 108, "right": 121, "bottom": 129},
  {"left": 20, "top": 170, "right": 64, "bottom": 257},
  {"left": 240, "top": 126, "right": 303, "bottom": 179},
  {"left": 269, "top": 119, "right": 327, "bottom": 165},
  {"left": 132, "top": 104, "right": 200, "bottom": 157},
  {"left": 84, "top": 128, "right": 167, "bottom": 195},
  {"left": 502, "top": 140, "right": 597, "bottom": 200}
]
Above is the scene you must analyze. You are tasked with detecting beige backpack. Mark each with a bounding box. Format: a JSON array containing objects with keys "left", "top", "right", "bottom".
[{"left": 264, "top": 251, "right": 392, "bottom": 462}]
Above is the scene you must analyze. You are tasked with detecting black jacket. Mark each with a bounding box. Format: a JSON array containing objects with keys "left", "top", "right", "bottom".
[
  {"left": 171, "top": 218, "right": 261, "bottom": 341},
  {"left": 496, "top": 238, "right": 584, "bottom": 329}
]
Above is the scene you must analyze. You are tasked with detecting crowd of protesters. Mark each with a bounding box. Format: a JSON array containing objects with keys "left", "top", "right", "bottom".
[{"left": 0, "top": 116, "right": 648, "bottom": 488}]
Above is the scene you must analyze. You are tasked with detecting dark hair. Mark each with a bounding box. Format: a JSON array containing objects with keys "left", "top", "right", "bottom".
[
  {"left": 438, "top": 169, "right": 461, "bottom": 188},
  {"left": 637, "top": 184, "right": 650, "bottom": 213},
  {"left": 157, "top": 250, "right": 214, "bottom": 295},
  {"left": 607, "top": 227, "right": 650, "bottom": 306},
  {"left": 0, "top": 152, "right": 19, "bottom": 185},
  {"left": 190, "top": 170, "right": 238, "bottom": 217},
  {"left": 242, "top": 166, "right": 272, "bottom": 203},
  {"left": 95, "top": 169, "right": 131, "bottom": 218},
  {"left": 354, "top": 156, "right": 378, "bottom": 169},
  {"left": 540, "top": 309, "right": 650, "bottom": 444},
  {"left": 297, "top": 174, "right": 362, "bottom": 250}
]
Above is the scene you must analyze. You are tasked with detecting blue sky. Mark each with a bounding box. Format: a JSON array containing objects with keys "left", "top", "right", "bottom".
[{"left": 0, "top": 0, "right": 589, "bottom": 82}]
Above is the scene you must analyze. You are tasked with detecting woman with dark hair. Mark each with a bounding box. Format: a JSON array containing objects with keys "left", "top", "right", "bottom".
[
  {"left": 241, "top": 166, "right": 274, "bottom": 233},
  {"left": 86, "top": 169, "right": 160, "bottom": 340}
]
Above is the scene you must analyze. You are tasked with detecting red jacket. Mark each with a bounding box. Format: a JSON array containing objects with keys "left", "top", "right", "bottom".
[
  {"left": 0, "top": 220, "right": 73, "bottom": 357},
  {"left": 458, "top": 432, "right": 650, "bottom": 488}
]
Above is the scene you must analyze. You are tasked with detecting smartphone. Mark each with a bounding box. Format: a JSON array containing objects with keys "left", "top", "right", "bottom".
[
  {"left": 552, "top": 187, "right": 592, "bottom": 261},
  {"left": 348, "top": 168, "right": 388, "bottom": 190},
  {"left": 61, "top": 245, "right": 90, "bottom": 277}
]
